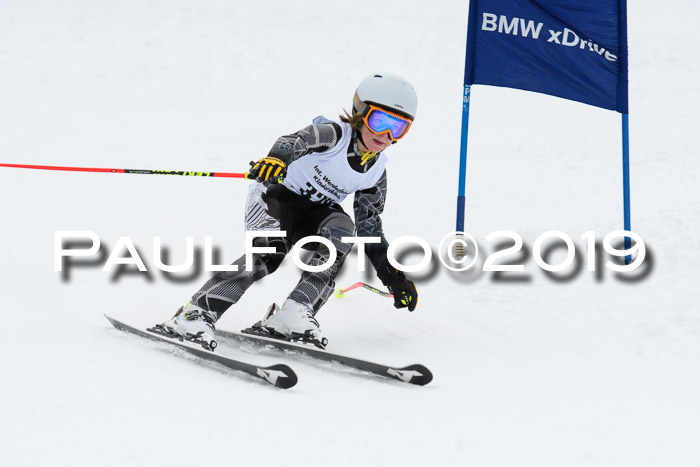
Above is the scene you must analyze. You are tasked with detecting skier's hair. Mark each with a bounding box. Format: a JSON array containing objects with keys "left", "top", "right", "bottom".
[{"left": 339, "top": 110, "right": 364, "bottom": 130}]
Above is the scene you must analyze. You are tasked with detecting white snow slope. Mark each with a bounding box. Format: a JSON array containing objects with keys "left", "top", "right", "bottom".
[{"left": 1, "top": 1, "right": 699, "bottom": 466}]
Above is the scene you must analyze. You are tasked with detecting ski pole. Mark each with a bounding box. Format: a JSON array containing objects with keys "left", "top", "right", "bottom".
[
  {"left": 335, "top": 282, "right": 393, "bottom": 299},
  {"left": 0, "top": 163, "right": 248, "bottom": 179}
]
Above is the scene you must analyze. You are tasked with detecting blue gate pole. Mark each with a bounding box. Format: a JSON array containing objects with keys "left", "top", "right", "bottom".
[
  {"left": 456, "top": 85, "right": 471, "bottom": 233},
  {"left": 622, "top": 113, "right": 631, "bottom": 263}
]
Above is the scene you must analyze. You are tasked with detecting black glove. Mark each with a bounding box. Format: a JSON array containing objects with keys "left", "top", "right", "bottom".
[
  {"left": 387, "top": 271, "right": 418, "bottom": 312},
  {"left": 248, "top": 156, "right": 288, "bottom": 184}
]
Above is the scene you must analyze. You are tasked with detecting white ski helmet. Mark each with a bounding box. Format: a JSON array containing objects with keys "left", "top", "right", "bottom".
[{"left": 352, "top": 72, "right": 418, "bottom": 121}]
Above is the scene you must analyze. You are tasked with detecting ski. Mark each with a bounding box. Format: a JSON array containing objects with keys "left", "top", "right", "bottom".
[
  {"left": 216, "top": 327, "right": 433, "bottom": 386},
  {"left": 104, "top": 315, "right": 298, "bottom": 389}
]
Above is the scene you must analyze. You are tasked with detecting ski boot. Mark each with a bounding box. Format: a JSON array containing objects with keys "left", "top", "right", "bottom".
[
  {"left": 245, "top": 299, "right": 328, "bottom": 349},
  {"left": 150, "top": 302, "right": 218, "bottom": 351}
]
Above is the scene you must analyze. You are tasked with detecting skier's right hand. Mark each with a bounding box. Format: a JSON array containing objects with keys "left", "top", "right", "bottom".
[{"left": 248, "top": 156, "right": 287, "bottom": 184}]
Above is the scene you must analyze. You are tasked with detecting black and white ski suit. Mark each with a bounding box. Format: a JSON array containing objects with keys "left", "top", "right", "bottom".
[{"left": 191, "top": 116, "right": 398, "bottom": 318}]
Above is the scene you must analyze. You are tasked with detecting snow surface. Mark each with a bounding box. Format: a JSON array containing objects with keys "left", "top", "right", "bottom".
[{"left": 1, "top": 0, "right": 699, "bottom": 466}]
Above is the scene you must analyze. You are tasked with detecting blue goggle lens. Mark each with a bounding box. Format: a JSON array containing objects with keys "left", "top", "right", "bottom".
[{"left": 366, "top": 109, "right": 410, "bottom": 139}]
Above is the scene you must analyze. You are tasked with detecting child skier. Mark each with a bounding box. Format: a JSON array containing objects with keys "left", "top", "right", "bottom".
[{"left": 161, "top": 72, "right": 419, "bottom": 348}]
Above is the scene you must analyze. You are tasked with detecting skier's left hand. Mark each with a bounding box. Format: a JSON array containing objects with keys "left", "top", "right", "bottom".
[{"left": 387, "top": 271, "right": 418, "bottom": 312}]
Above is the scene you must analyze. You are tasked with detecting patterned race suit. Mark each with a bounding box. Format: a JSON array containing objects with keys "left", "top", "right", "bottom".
[{"left": 191, "top": 116, "right": 396, "bottom": 318}]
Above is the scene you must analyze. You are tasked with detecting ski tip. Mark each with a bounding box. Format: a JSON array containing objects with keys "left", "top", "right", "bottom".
[
  {"left": 256, "top": 364, "right": 299, "bottom": 389},
  {"left": 408, "top": 364, "right": 433, "bottom": 386},
  {"left": 390, "top": 364, "right": 433, "bottom": 386}
]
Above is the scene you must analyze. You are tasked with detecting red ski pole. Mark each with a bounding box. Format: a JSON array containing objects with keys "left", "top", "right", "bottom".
[
  {"left": 0, "top": 163, "right": 248, "bottom": 179},
  {"left": 335, "top": 282, "right": 393, "bottom": 299}
]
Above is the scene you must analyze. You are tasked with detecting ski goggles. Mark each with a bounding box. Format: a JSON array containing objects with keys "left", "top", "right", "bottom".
[{"left": 362, "top": 105, "right": 413, "bottom": 141}]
